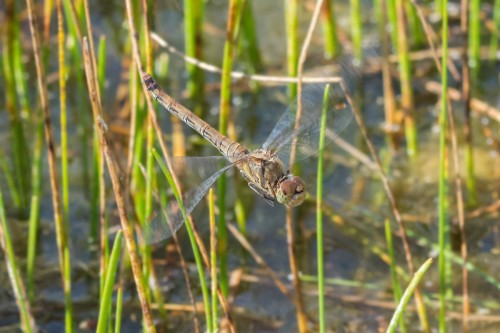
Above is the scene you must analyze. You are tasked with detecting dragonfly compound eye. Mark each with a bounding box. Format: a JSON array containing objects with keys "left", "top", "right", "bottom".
[{"left": 277, "top": 176, "right": 306, "bottom": 207}]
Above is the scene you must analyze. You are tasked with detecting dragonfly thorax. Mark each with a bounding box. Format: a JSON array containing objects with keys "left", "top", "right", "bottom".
[{"left": 238, "top": 149, "right": 306, "bottom": 207}]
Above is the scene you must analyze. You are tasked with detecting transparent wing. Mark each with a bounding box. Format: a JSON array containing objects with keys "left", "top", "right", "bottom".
[
  {"left": 262, "top": 58, "right": 359, "bottom": 164},
  {"left": 142, "top": 155, "right": 247, "bottom": 244}
]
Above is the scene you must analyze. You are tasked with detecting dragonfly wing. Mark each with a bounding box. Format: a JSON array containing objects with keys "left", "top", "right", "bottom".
[
  {"left": 262, "top": 58, "right": 359, "bottom": 164},
  {"left": 143, "top": 155, "right": 247, "bottom": 244}
]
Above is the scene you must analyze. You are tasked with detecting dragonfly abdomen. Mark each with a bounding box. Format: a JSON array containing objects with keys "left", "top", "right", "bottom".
[{"left": 143, "top": 73, "right": 249, "bottom": 161}]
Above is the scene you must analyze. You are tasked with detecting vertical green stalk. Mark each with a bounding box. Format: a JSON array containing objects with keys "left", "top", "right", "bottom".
[
  {"left": 209, "top": 189, "right": 218, "bottom": 332},
  {"left": 153, "top": 150, "right": 212, "bottom": 332},
  {"left": 469, "top": 0, "right": 480, "bottom": 78},
  {"left": 386, "top": 259, "right": 433, "bottom": 333},
  {"left": 97, "top": 231, "right": 123, "bottom": 333},
  {"left": 27, "top": 121, "right": 44, "bottom": 301},
  {"left": 58, "top": 0, "right": 69, "bottom": 225},
  {"left": 384, "top": 219, "right": 406, "bottom": 333},
  {"left": 350, "top": 0, "right": 362, "bottom": 60},
  {"left": 3, "top": 2, "right": 30, "bottom": 207},
  {"left": 57, "top": 1, "right": 74, "bottom": 330},
  {"left": 320, "top": 0, "right": 338, "bottom": 59},
  {"left": 316, "top": 84, "right": 330, "bottom": 333},
  {"left": 239, "top": 1, "right": 263, "bottom": 74},
  {"left": 438, "top": 1, "right": 449, "bottom": 330},
  {"left": 218, "top": 0, "right": 243, "bottom": 297},
  {"left": 395, "top": 0, "right": 417, "bottom": 156},
  {"left": 404, "top": 1, "right": 424, "bottom": 47},
  {"left": 0, "top": 189, "right": 36, "bottom": 332},
  {"left": 114, "top": 288, "right": 123, "bottom": 333},
  {"left": 284, "top": 0, "right": 299, "bottom": 98},
  {"left": 184, "top": 0, "right": 205, "bottom": 112},
  {"left": 0, "top": 151, "right": 20, "bottom": 207},
  {"left": 387, "top": 0, "right": 398, "bottom": 50}
]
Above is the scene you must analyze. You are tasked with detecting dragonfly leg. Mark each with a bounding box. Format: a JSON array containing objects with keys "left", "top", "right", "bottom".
[{"left": 248, "top": 182, "right": 276, "bottom": 206}]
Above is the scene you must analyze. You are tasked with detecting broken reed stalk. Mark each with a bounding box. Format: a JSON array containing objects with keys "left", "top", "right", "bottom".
[{"left": 82, "top": 38, "right": 156, "bottom": 333}]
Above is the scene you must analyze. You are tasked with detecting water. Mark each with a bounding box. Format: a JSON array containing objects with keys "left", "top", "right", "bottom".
[{"left": 1, "top": 0, "right": 499, "bottom": 331}]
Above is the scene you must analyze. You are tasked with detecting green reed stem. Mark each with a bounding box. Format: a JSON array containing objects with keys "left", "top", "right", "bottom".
[
  {"left": 395, "top": 0, "right": 417, "bottom": 156},
  {"left": 153, "top": 149, "right": 213, "bottom": 332},
  {"left": 284, "top": 0, "right": 299, "bottom": 98},
  {"left": 386, "top": 258, "right": 433, "bottom": 333},
  {"left": 63, "top": 247, "right": 73, "bottom": 333},
  {"left": 438, "top": 2, "right": 450, "bottom": 330},
  {"left": 209, "top": 189, "right": 219, "bottom": 332},
  {"left": 11, "top": 12, "right": 30, "bottom": 117},
  {"left": 404, "top": 1, "right": 423, "bottom": 47},
  {"left": 320, "top": 0, "right": 338, "bottom": 59},
  {"left": 97, "top": 231, "right": 123, "bottom": 333},
  {"left": 114, "top": 287, "right": 123, "bottom": 333},
  {"left": 0, "top": 151, "right": 20, "bottom": 207},
  {"left": 97, "top": 36, "right": 107, "bottom": 97},
  {"left": 184, "top": 0, "right": 205, "bottom": 112},
  {"left": 316, "top": 84, "right": 330, "bottom": 333},
  {"left": 218, "top": 0, "right": 243, "bottom": 298},
  {"left": 350, "top": 0, "right": 362, "bottom": 60},
  {"left": 387, "top": 0, "right": 398, "bottom": 50},
  {"left": 3, "top": 24, "right": 30, "bottom": 208},
  {"left": 0, "top": 188, "right": 36, "bottom": 332},
  {"left": 27, "top": 121, "right": 44, "bottom": 301},
  {"left": 239, "top": 1, "right": 263, "bottom": 74},
  {"left": 469, "top": 0, "right": 480, "bottom": 78},
  {"left": 384, "top": 219, "right": 406, "bottom": 333},
  {"left": 490, "top": 0, "right": 500, "bottom": 59},
  {"left": 58, "top": 0, "right": 69, "bottom": 224}
]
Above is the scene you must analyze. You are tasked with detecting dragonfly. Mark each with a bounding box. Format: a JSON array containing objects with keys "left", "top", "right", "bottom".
[{"left": 142, "top": 68, "right": 356, "bottom": 243}]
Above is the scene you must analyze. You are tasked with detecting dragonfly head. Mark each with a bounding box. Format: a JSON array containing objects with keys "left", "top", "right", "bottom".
[{"left": 277, "top": 175, "right": 306, "bottom": 207}]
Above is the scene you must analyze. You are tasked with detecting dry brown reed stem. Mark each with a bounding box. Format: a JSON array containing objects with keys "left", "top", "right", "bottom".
[
  {"left": 408, "top": 0, "right": 460, "bottom": 80},
  {"left": 341, "top": 83, "right": 430, "bottom": 330},
  {"left": 286, "top": 0, "right": 323, "bottom": 332},
  {"left": 82, "top": 38, "right": 156, "bottom": 332},
  {"left": 83, "top": 0, "right": 102, "bottom": 107},
  {"left": 446, "top": 99, "right": 469, "bottom": 332},
  {"left": 424, "top": 82, "right": 500, "bottom": 122},
  {"left": 460, "top": 0, "right": 471, "bottom": 328},
  {"left": 123, "top": 1, "right": 235, "bottom": 330},
  {"left": 285, "top": 1, "right": 326, "bottom": 332},
  {"left": 25, "top": 0, "right": 66, "bottom": 278},
  {"left": 82, "top": 0, "right": 108, "bottom": 300},
  {"left": 126, "top": 65, "right": 138, "bottom": 177},
  {"left": 151, "top": 32, "right": 342, "bottom": 84},
  {"left": 380, "top": 0, "right": 398, "bottom": 149}
]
